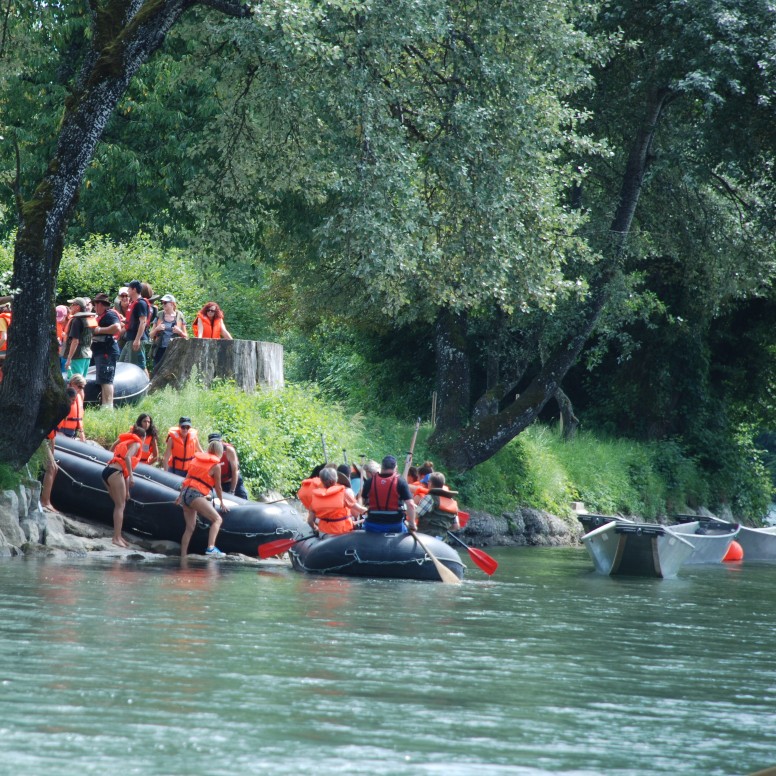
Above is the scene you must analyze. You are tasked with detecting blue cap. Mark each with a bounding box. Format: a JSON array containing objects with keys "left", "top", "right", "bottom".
[{"left": 381, "top": 455, "right": 397, "bottom": 470}]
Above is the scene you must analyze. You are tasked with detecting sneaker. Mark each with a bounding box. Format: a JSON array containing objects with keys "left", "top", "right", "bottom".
[{"left": 205, "top": 546, "right": 226, "bottom": 557}]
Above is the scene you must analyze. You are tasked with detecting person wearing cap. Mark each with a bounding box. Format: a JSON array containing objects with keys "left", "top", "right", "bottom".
[
  {"left": 360, "top": 455, "right": 417, "bottom": 533},
  {"left": 163, "top": 417, "right": 203, "bottom": 477},
  {"left": 63, "top": 297, "right": 95, "bottom": 378},
  {"left": 149, "top": 294, "right": 187, "bottom": 370},
  {"left": 208, "top": 432, "right": 248, "bottom": 499},
  {"left": 415, "top": 472, "right": 461, "bottom": 538},
  {"left": 90, "top": 292, "right": 122, "bottom": 409},
  {"left": 306, "top": 465, "right": 367, "bottom": 536},
  {"left": 118, "top": 280, "right": 149, "bottom": 373}
]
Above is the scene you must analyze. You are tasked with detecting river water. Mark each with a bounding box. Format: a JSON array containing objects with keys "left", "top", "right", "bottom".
[{"left": 1, "top": 547, "right": 774, "bottom": 776}]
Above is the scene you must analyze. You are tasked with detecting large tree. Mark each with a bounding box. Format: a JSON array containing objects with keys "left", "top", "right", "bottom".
[{"left": 0, "top": 0, "right": 251, "bottom": 467}]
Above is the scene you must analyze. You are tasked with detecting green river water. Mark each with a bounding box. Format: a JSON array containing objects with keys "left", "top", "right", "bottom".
[{"left": 1, "top": 547, "right": 774, "bottom": 776}]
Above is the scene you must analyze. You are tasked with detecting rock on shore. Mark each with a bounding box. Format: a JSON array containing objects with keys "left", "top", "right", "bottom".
[{"left": 461, "top": 507, "right": 582, "bottom": 548}]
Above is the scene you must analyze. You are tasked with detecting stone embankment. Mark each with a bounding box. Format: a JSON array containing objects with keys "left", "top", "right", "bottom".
[{"left": 0, "top": 482, "right": 584, "bottom": 556}]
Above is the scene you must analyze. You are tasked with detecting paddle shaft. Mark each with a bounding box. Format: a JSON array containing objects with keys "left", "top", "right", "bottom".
[
  {"left": 446, "top": 531, "right": 498, "bottom": 576},
  {"left": 402, "top": 418, "right": 421, "bottom": 479},
  {"left": 411, "top": 530, "right": 461, "bottom": 584},
  {"left": 321, "top": 433, "right": 329, "bottom": 464}
]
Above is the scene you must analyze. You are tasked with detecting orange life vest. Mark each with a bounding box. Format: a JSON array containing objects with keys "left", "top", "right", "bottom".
[
  {"left": 0, "top": 310, "right": 11, "bottom": 351},
  {"left": 297, "top": 477, "right": 322, "bottom": 510},
  {"left": 192, "top": 314, "right": 222, "bottom": 339},
  {"left": 182, "top": 452, "right": 222, "bottom": 496},
  {"left": 130, "top": 426, "right": 155, "bottom": 464},
  {"left": 57, "top": 393, "right": 84, "bottom": 435},
  {"left": 108, "top": 433, "right": 143, "bottom": 478},
  {"left": 412, "top": 484, "right": 429, "bottom": 504},
  {"left": 166, "top": 426, "right": 199, "bottom": 473},
  {"left": 428, "top": 487, "right": 459, "bottom": 514},
  {"left": 310, "top": 483, "right": 353, "bottom": 534}
]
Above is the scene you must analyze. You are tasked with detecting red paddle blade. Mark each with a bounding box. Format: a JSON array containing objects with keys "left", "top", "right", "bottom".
[
  {"left": 467, "top": 547, "right": 498, "bottom": 576},
  {"left": 458, "top": 510, "right": 470, "bottom": 528},
  {"left": 259, "top": 537, "right": 298, "bottom": 559}
]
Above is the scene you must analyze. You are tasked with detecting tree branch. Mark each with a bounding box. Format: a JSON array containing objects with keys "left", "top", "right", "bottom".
[{"left": 197, "top": 0, "right": 253, "bottom": 17}]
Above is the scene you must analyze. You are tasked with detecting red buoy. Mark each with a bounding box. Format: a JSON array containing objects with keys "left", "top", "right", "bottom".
[{"left": 723, "top": 540, "right": 744, "bottom": 562}]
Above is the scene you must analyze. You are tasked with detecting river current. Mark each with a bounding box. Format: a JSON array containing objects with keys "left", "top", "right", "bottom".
[{"left": 1, "top": 548, "right": 774, "bottom": 775}]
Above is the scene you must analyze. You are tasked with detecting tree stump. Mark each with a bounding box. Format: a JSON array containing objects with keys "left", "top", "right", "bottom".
[{"left": 149, "top": 339, "right": 284, "bottom": 393}]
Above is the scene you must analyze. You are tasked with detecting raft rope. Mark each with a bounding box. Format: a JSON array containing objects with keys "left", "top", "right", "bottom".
[{"left": 288, "top": 545, "right": 433, "bottom": 574}]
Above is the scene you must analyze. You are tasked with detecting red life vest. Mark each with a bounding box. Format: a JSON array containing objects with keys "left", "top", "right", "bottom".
[
  {"left": 166, "top": 426, "right": 199, "bottom": 473},
  {"left": 218, "top": 442, "right": 235, "bottom": 483},
  {"left": 57, "top": 393, "right": 84, "bottom": 435},
  {"left": 297, "top": 477, "right": 322, "bottom": 510},
  {"left": 192, "top": 314, "right": 222, "bottom": 339},
  {"left": 369, "top": 473, "right": 402, "bottom": 512},
  {"left": 108, "top": 433, "right": 143, "bottom": 478},
  {"left": 309, "top": 483, "right": 353, "bottom": 535},
  {"left": 182, "top": 452, "right": 222, "bottom": 496}
]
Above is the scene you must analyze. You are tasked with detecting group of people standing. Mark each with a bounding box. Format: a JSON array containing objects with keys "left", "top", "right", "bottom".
[
  {"left": 299, "top": 455, "right": 460, "bottom": 540},
  {"left": 53, "top": 282, "right": 233, "bottom": 408}
]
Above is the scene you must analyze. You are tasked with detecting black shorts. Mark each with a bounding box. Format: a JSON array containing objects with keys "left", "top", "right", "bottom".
[
  {"left": 95, "top": 353, "right": 117, "bottom": 385},
  {"left": 101, "top": 465, "right": 122, "bottom": 484}
]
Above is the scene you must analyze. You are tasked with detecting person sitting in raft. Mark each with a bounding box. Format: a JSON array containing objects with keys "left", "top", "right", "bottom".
[
  {"left": 360, "top": 455, "right": 417, "bottom": 534},
  {"left": 415, "top": 472, "right": 461, "bottom": 538},
  {"left": 208, "top": 432, "right": 248, "bottom": 499},
  {"left": 357, "top": 459, "right": 380, "bottom": 505},
  {"left": 176, "top": 439, "right": 231, "bottom": 558},
  {"left": 306, "top": 467, "right": 367, "bottom": 536},
  {"left": 102, "top": 428, "right": 145, "bottom": 548},
  {"left": 297, "top": 464, "right": 325, "bottom": 512},
  {"left": 163, "top": 417, "right": 202, "bottom": 476},
  {"left": 192, "top": 302, "right": 233, "bottom": 340}
]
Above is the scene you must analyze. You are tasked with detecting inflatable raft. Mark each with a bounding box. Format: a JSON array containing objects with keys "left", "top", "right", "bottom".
[
  {"left": 288, "top": 531, "right": 466, "bottom": 581},
  {"left": 52, "top": 436, "right": 307, "bottom": 555},
  {"left": 84, "top": 362, "right": 149, "bottom": 406}
]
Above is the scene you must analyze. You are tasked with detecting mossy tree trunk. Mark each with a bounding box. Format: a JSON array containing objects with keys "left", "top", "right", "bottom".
[{"left": 0, "top": 0, "right": 251, "bottom": 468}]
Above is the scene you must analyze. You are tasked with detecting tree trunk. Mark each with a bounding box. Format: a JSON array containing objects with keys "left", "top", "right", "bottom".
[
  {"left": 433, "top": 309, "right": 470, "bottom": 434},
  {"left": 0, "top": 0, "right": 251, "bottom": 468},
  {"left": 555, "top": 387, "right": 579, "bottom": 440},
  {"left": 430, "top": 87, "right": 671, "bottom": 472},
  {"left": 149, "top": 338, "right": 284, "bottom": 393}
]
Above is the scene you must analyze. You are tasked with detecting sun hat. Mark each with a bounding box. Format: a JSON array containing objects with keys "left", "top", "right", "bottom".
[{"left": 55, "top": 305, "right": 68, "bottom": 322}]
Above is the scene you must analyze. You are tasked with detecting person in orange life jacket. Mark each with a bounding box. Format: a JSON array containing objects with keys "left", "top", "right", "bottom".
[
  {"left": 63, "top": 297, "right": 94, "bottom": 378},
  {"left": 91, "top": 293, "right": 122, "bottom": 410},
  {"left": 207, "top": 433, "right": 248, "bottom": 499},
  {"left": 118, "top": 280, "right": 149, "bottom": 373},
  {"left": 297, "top": 464, "right": 325, "bottom": 511},
  {"left": 57, "top": 376, "right": 86, "bottom": 441},
  {"left": 360, "top": 455, "right": 417, "bottom": 533},
  {"left": 415, "top": 472, "right": 461, "bottom": 538},
  {"left": 336, "top": 464, "right": 366, "bottom": 521},
  {"left": 418, "top": 461, "right": 434, "bottom": 485},
  {"left": 40, "top": 430, "right": 59, "bottom": 513},
  {"left": 192, "top": 302, "right": 233, "bottom": 340},
  {"left": 306, "top": 466, "right": 367, "bottom": 535},
  {"left": 0, "top": 301, "right": 11, "bottom": 356},
  {"left": 101, "top": 428, "right": 146, "bottom": 548},
  {"left": 111, "top": 413, "right": 159, "bottom": 466},
  {"left": 176, "top": 439, "right": 231, "bottom": 557},
  {"left": 163, "top": 417, "right": 203, "bottom": 476}
]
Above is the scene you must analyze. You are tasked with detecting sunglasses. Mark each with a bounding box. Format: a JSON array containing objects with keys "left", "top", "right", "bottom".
[
  {"left": 207, "top": 308, "right": 216, "bottom": 313},
  {"left": 119, "top": 293, "right": 129, "bottom": 297}
]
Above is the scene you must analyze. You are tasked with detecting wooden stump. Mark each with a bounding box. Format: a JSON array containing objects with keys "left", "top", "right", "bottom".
[{"left": 149, "top": 339, "right": 284, "bottom": 393}]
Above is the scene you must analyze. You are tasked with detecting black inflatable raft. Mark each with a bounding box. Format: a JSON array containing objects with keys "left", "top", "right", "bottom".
[
  {"left": 52, "top": 436, "right": 307, "bottom": 555},
  {"left": 84, "top": 362, "right": 150, "bottom": 406},
  {"left": 288, "top": 531, "right": 466, "bottom": 581}
]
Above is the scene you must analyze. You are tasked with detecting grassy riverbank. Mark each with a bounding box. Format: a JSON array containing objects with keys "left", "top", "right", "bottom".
[{"left": 76, "top": 380, "right": 770, "bottom": 523}]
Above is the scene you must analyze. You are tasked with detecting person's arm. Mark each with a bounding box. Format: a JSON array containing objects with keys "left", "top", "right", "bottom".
[
  {"left": 306, "top": 509, "right": 317, "bottom": 531},
  {"left": 219, "top": 321, "right": 233, "bottom": 341},
  {"left": 174, "top": 314, "right": 187, "bottom": 339},
  {"left": 344, "top": 489, "right": 367, "bottom": 517},
  {"left": 404, "top": 499, "right": 417, "bottom": 530},
  {"left": 212, "top": 465, "right": 230, "bottom": 512},
  {"left": 225, "top": 447, "right": 240, "bottom": 493},
  {"left": 195, "top": 434, "right": 203, "bottom": 454},
  {"left": 147, "top": 437, "right": 159, "bottom": 466},
  {"left": 95, "top": 318, "right": 121, "bottom": 338},
  {"left": 124, "top": 444, "right": 139, "bottom": 494},
  {"left": 76, "top": 395, "right": 85, "bottom": 442},
  {"left": 415, "top": 494, "right": 434, "bottom": 518},
  {"left": 162, "top": 437, "right": 173, "bottom": 471},
  {"left": 132, "top": 310, "right": 147, "bottom": 351}
]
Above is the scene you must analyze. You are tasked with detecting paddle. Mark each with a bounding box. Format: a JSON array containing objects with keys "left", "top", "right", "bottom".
[
  {"left": 402, "top": 417, "right": 421, "bottom": 478},
  {"left": 411, "top": 530, "right": 461, "bottom": 584},
  {"left": 458, "top": 509, "right": 470, "bottom": 528},
  {"left": 259, "top": 534, "right": 316, "bottom": 559},
  {"left": 446, "top": 531, "right": 498, "bottom": 576}
]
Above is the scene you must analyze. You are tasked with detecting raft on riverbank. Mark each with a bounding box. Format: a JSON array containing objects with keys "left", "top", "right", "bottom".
[
  {"left": 51, "top": 436, "right": 307, "bottom": 556},
  {"left": 288, "top": 531, "right": 466, "bottom": 581}
]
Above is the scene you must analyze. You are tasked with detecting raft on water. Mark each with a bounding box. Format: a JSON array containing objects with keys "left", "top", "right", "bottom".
[
  {"left": 52, "top": 436, "right": 307, "bottom": 556},
  {"left": 84, "top": 362, "right": 150, "bottom": 406},
  {"left": 288, "top": 531, "right": 466, "bottom": 581}
]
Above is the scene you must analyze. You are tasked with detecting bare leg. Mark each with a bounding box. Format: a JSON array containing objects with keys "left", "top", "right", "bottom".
[
  {"left": 180, "top": 508, "right": 197, "bottom": 556},
  {"left": 193, "top": 496, "right": 223, "bottom": 549},
  {"left": 101, "top": 383, "right": 115, "bottom": 409},
  {"left": 106, "top": 471, "right": 129, "bottom": 547},
  {"left": 40, "top": 463, "right": 58, "bottom": 512}
]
